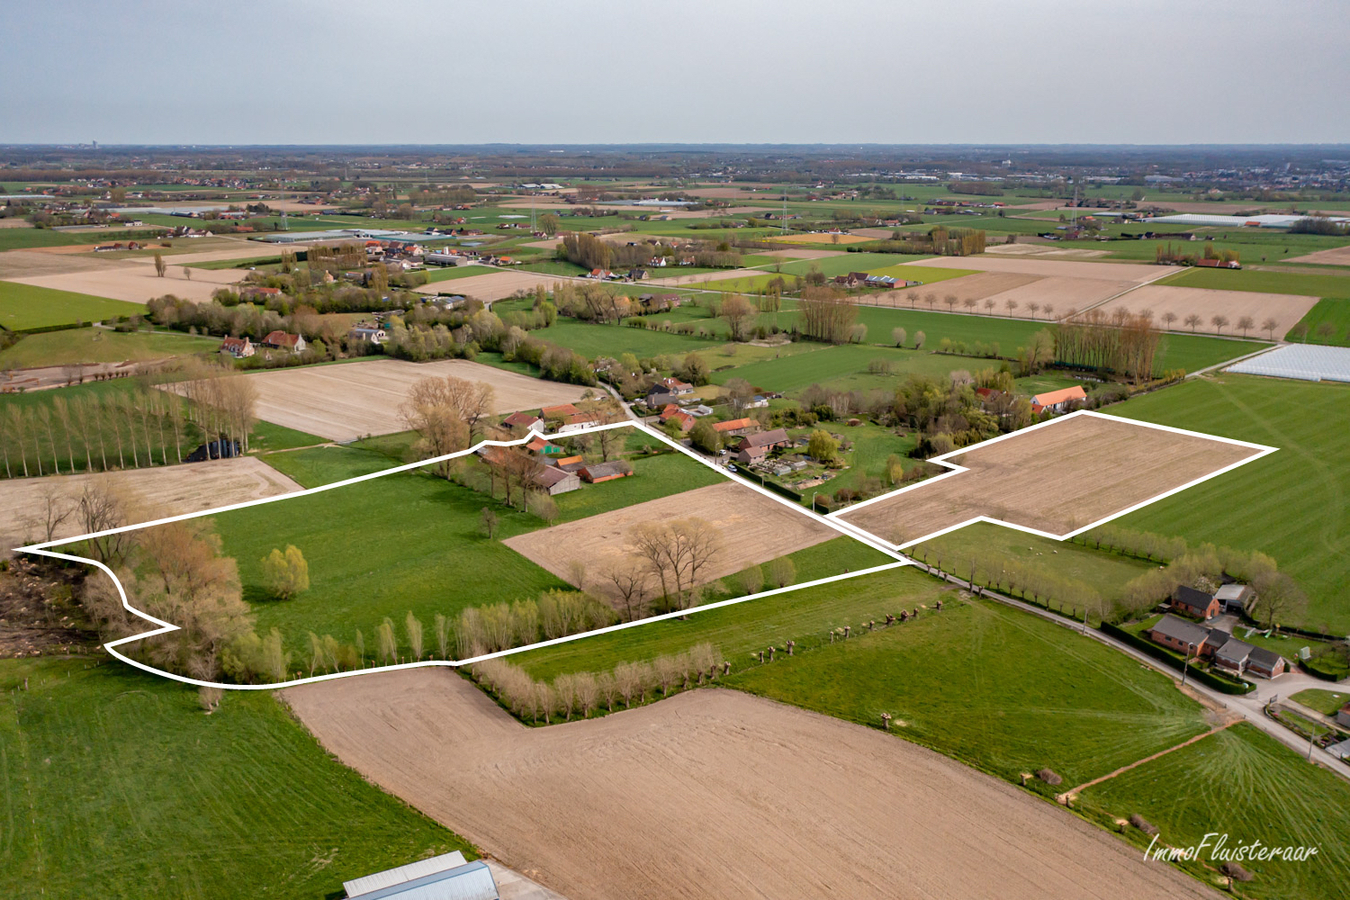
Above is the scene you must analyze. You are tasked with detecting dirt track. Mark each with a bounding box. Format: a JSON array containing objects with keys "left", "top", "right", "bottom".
[
  {"left": 503, "top": 481, "right": 835, "bottom": 598},
  {"left": 0, "top": 456, "right": 301, "bottom": 546},
  {"left": 837, "top": 413, "right": 1261, "bottom": 544},
  {"left": 283, "top": 670, "right": 1217, "bottom": 900},
  {"left": 1094, "top": 284, "right": 1319, "bottom": 338},
  {"left": 229, "top": 358, "right": 591, "bottom": 441}
]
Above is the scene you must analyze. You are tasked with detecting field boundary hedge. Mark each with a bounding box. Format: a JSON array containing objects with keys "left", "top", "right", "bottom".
[{"left": 1101, "top": 622, "right": 1255, "bottom": 694}]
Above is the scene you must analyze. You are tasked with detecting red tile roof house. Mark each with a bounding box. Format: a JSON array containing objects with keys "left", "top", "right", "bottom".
[
  {"left": 666, "top": 411, "right": 695, "bottom": 433},
  {"left": 735, "top": 428, "right": 791, "bottom": 464},
  {"left": 502, "top": 412, "right": 544, "bottom": 434},
  {"left": 242, "top": 285, "right": 283, "bottom": 299},
  {"left": 261, "top": 331, "right": 307, "bottom": 353},
  {"left": 579, "top": 460, "right": 633, "bottom": 483},
  {"left": 712, "top": 418, "right": 759, "bottom": 438},
  {"left": 559, "top": 412, "right": 601, "bottom": 433},
  {"left": 1030, "top": 385, "right": 1087, "bottom": 415},
  {"left": 540, "top": 403, "right": 580, "bottom": 420},
  {"left": 219, "top": 336, "right": 254, "bottom": 358}
]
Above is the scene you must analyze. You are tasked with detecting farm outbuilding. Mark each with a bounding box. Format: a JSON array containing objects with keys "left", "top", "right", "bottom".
[{"left": 344, "top": 852, "right": 499, "bottom": 900}]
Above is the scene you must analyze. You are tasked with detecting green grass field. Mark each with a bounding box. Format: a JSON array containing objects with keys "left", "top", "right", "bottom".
[
  {"left": 423, "top": 264, "right": 498, "bottom": 283},
  {"left": 0, "top": 228, "right": 92, "bottom": 252},
  {"left": 207, "top": 440, "right": 725, "bottom": 652},
  {"left": 1289, "top": 688, "right": 1349, "bottom": 716},
  {"left": 724, "top": 597, "right": 1209, "bottom": 788},
  {"left": 913, "top": 521, "right": 1156, "bottom": 605},
  {"left": 0, "top": 327, "right": 219, "bottom": 368},
  {"left": 708, "top": 343, "right": 984, "bottom": 396},
  {"left": 0, "top": 658, "right": 472, "bottom": 899},
  {"left": 866, "top": 262, "right": 979, "bottom": 284},
  {"left": 514, "top": 565, "right": 929, "bottom": 681},
  {"left": 1076, "top": 724, "right": 1350, "bottom": 900},
  {"left": 0, "top": 281, "right": 146, "bottom": 331},
  {"left": 1287, "top": 297, "right": 1350, "bottom": 345},
  {"left": 1160, "top": 266, "right": 1350, "bottom": 299},
  {"left": 1107, "top": 375, "right": 1350, "bottom": 632}
]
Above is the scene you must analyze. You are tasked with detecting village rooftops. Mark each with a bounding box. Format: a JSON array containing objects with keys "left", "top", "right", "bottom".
[{"left": 712, "top": 417, "right": 757, "bottom": 433}]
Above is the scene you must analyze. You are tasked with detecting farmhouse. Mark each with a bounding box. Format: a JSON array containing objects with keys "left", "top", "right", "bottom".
[
  {"left": 540, "top": 403, "right": 580, "bottom": 420},
  {"left": 1171, "top": 585, "right": 1221, "bottom": 621},
  {"left": 735, "top": 428, "right": 791, "bottom": 463},
  {"left": 524, "top": 435, "right": 566, "bottom": 457},
  {"left": 348, "top": 324, "right": 387, "bottom": 344},
  {"left": 533, "top": 465, "right": 581, "bottom": 496},
  {"left": 1146, "top": 614, "right": 1287, "bottom": 678},
  {"left": 666, "top": 410, "right": 695, "bottom": 433},
  {"left": 220, "top": 336, "right": 254, "bottom": 358},
  {"left": 1030, "top": 385, "right": 1087, "bottom": 415},
  {"left": 656, "top": 376, "right": 695, "bottom": 396},
  {"left": 502, "top": 412, "right": 544, "bottom": 434},
  {"left": 343, "top": 851, "right": 499, "bottom": 900},
  {"left": 261, "top": 331, "right": 307, "bottom": 354},
  {"left": 1148, "top": 614, "right": 1209, "bottom": 655},
  {"left": 713, "top": 418, "right": 759, "bottom": 438},
  {"left": 580, "top": 460, "right": 634, "bottom": 483},
  {"left": 559, "top": 412, "right": 600, "bottom": 433}
]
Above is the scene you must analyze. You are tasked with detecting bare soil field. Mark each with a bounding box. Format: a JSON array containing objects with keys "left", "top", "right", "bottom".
[
  {"left": 0, "top": 219, "right": 33, "bottom": 229},
  {"left": 837, "top": 413, "right": 1262, "bottom": 544},
  {"left": 283, "top": 671, "right": 1216, "bottom": 900},
  {"left": 415, "top": 270, "right": 566, "bottom": 302},
  {"left": 985, "top": 244, "right": 1110, "bottom": 260},
  {"left": 0, "top": 457, "right": 301, "bottom": 546},
  {"left": 1285, "top": 245, "right": 1350, "bottom": 266},
  {"left": 645, "top": 267, "right": 769, "bottom": 287},
  {"left": 913, "top": 255, "right": 1173, "bottom": 285},
  {"left": 1095, "top": 284, "right": 1319, "bottom": 338},
  {"left": 503, "top": 482, "right": 835, "bottom": 598},
  {"left": 984, "top": 274, "right": 1139, "bottom": 317},
  {"left": 10, "top": 264, "right": 240, "bottom": 304},
  {"left": 775, "top": 233, "right": 873, "bottom": 245},
  {"left": 224, "top": 358, "right": 590, "bottom": 441},
  {"left": 0, "top": 250, "right": 124, "bottom": 279},
  {"left": 757, "top": 247, "right": 848, "bottom": 259},
  {"left": 661, "top": 206, "right": 775, "bottom": 219},
  {"left": 869, "top": 272, "right": 1042, "bottom": 308}
]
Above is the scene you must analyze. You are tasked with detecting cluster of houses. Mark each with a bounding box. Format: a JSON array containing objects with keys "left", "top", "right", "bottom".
[
  {"left": 486, "top": 405, "right": 633, "bottom": 496},
  {"left": 220, "top": 330, "right": 307, "bottom": 359},
  {"left": 1146, "top": 583, "right": 1287, "bottom": 679},
  {"left": 832, "top": 272, "right": 921, "bottom": 289}
]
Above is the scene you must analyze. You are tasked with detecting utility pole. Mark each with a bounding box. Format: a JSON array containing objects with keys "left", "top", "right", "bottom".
[
  {"left": 781, "top": 188, "right": 787, "bottom": 233},
  {"left": 1181, "top": 641, "right": 1195, "bottom": 686}
]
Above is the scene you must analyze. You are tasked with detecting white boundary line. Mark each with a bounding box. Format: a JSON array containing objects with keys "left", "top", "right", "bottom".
[
  {"left": 17, "top": 418, "right": 909, "bottom": 690},
  {"left": 18, "top": 409, "right": 1276, "bottom": 690},
  {"left": 827, "top": 409, "right": 1277, "bottom": 550}
]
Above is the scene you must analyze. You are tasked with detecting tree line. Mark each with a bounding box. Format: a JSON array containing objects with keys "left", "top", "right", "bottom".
[
  {"left": 468, "top": 643, "right": 724, "bottom": 724},
  {"left": 0, "top": 365, "right": 256, "bottom": 480}
]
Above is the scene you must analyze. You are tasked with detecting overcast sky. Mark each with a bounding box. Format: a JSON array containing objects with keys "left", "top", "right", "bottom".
[{"left": 3, "top": 0, "right": 1347, "bottom": 145}]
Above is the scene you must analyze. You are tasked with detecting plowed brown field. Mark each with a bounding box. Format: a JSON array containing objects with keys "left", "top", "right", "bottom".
[{"left": 283, "top": 670, "right": 1217, "bottom": 900}]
